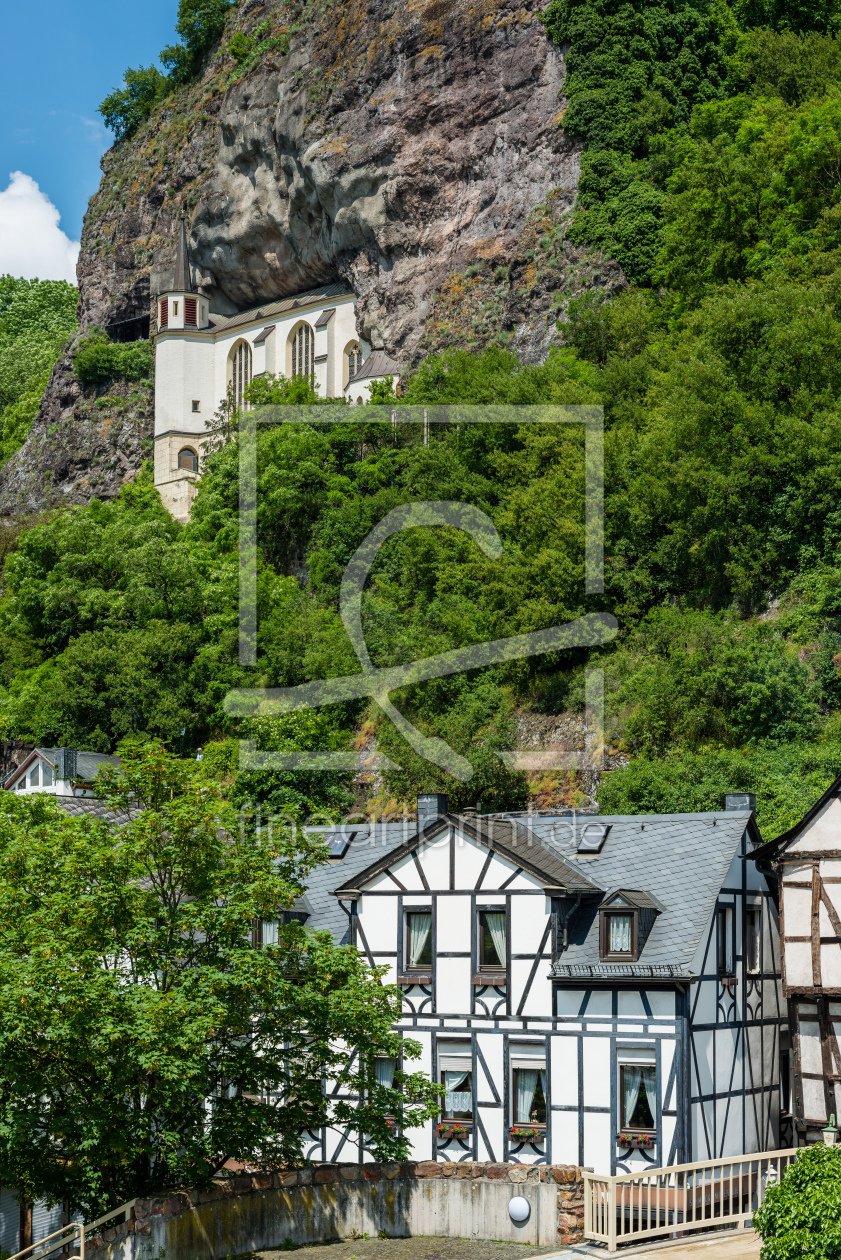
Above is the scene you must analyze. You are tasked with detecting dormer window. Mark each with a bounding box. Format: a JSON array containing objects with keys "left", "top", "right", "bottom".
[{"left": 598, "top": 889, "right": 662, "bottom": 962}]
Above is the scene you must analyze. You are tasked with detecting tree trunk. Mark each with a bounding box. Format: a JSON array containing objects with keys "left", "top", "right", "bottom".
[{"left": 19, "top": 1201, "right": 32, "bottom": 1255}]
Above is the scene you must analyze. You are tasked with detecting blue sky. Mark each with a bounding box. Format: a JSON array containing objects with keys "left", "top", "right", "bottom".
[{"left": 0, "top": 0, "right": 178, "bottom": 280}]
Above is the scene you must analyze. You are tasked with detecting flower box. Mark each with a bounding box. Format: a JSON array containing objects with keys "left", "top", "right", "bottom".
[
  {"left": 509, "top": 1126, "right": 545, "bottom": 1144},
  {"left": 617, "top": 1132, "right": 655, "bottom": 1149},
  {"left": 437, "top": 1123, "right": 470, "bottom": 1141}
]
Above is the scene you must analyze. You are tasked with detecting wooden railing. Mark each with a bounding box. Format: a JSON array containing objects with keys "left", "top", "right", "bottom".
[
  {"left": 5, "top": 1199, "right": 136, "bottom": 1260},
  {"left": 584, "top": 1148, "right": 799, "bottom": 1252}
]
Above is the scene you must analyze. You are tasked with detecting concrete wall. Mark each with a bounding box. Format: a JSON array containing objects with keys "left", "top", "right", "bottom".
[{"left": 89, "top": 1162, "right": 584, "bottom": 1260}]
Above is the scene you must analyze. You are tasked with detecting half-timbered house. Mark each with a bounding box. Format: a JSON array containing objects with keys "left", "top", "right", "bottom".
[
  {"left": 750, "top": 775, "right": 841, "bottom": 1144},
  {"left": 292, "top": 795, "right": 786, "bottom": 1176}
]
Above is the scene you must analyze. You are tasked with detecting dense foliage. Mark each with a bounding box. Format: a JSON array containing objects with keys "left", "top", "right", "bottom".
[
  {"left": 14, "top": 0, "right": 841, "bottom": 838},
  {"left": 0, "top": 276, "right": 78, "bottom": 467},
  {"left": 754, "top": 1144, "right": 841, "bottom": 1260},
  {"left": 0, "top": 742, "right": 438, "bottom": 1214}
]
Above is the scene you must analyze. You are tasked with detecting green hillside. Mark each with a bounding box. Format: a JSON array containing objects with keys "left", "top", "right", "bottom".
[{"left": 4, "top": 0, "right": 841, "bottom": 839}]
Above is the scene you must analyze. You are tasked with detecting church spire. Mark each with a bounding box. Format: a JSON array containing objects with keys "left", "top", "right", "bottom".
[{"left": 173, "top": 215, "right": 193, "bottom": 293}]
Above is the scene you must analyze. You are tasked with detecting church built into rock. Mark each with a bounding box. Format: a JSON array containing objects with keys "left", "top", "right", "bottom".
[{"left": 154, "top": 220, "right": 401, "bottom": 521}]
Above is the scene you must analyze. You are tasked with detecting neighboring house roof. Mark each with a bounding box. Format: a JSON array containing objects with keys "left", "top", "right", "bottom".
[
  {"left": 210, "top": 284, "right": 353, "bottom": 335},
  {"left": 53, "top": 796, "right": 130, "bottom": 821},
  {"left": 4, "top": 748, "right": 121, "bottom": 789},
  {"left": 299, "top": 808, "right": 760, "bottom": 978},
  {"left": 346, "top": 349, "right": 401, "bottom": 385},
  {"left": 749, "top": 773, "right": 841, "bottom": 861}
]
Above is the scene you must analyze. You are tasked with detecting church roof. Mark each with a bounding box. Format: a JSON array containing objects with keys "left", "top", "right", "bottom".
[
  {"left": 211, "top": 283, "right": 353, "bottom": 334},
  {"left": 173, "top": 216, "right": 193, "bottom": 293},
  {"left": 346, "top": 349, "right": 402, "bottom": 385}
]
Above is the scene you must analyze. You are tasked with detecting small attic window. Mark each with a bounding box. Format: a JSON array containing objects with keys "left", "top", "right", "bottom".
[
  {"left": 601, "top": 910, "right": 637, "bottom": 960},
  {"left": 577, "top": 822, "right": 611, "bottom": 854}
]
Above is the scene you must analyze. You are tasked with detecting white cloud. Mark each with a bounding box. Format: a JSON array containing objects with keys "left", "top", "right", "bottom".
[{"left": 0, "top": 171, "right": 80, "bottom": 285}]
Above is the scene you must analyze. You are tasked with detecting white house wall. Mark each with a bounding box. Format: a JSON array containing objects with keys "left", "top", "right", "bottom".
[{"left": 687, "top": 848, "right": 783, "bottom": 1160}]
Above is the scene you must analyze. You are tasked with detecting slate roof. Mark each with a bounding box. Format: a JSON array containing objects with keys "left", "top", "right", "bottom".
[
  {"left": 209, "top": 283, "right": 353, "bottom": 334},
  {"left": 347, "top": 349, "right": 402, "bottom": 385},
  {"left": 300, "top": 809, "right": 760, "bottom": 978},
  {"left": 54, "top": 796, "right": 130, "bottom": 821}
]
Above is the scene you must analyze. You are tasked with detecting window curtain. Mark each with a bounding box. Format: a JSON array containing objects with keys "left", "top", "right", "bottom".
[
  {"left": 444, "top": 1071, "right": 472, "bottom": 1114},
  {"left": 375, "top": 1058, "right": 396, "bottom": 1089},
  {"left": 515, "top": 1069, "right": 547, "bottom": 1123},
  {"left": 262, "top": 920, "right": 279, "bottom": 947},
  {"left": 623, "top": 1066, "right": 655, "bottom": 1127},
  {"left": 408, "top": 913, "right": 432, "bottom": 966},
  {"left": 610, "top": 914, "right": 632, "bottom": 953},
  {"left": 485, "top": 912, "right": 506, "bottom": 966}
]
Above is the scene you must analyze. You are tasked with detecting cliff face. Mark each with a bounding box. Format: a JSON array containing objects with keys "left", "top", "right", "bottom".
[{"left": 0, "top": 0, "right": 599, "bottom": 514}]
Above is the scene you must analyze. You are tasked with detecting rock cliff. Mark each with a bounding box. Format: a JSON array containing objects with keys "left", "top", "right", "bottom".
[{"left": 0, "top": 0, "right": 620, "bottom": 514}]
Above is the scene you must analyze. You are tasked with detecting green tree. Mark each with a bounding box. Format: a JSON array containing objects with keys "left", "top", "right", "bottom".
[
  {"left": 0, "top": 742, "right": 439, "bottom": 1215},
  {"left": 98, "top": 66, "right": 169, "bottom": 143},
  {"left": 161, "top": 0, "right": 236, "bottom": 84}
]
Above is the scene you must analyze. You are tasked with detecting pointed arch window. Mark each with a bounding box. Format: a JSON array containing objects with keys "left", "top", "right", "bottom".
[
  {"left": 347, "top": 342, "right": 363, "bottom": 382},
  {"left": 228, "top": 339, "right": 253, "bottom": 410},
  {"left": 291, "top": 323, "right": 315, "bottom": 379}
]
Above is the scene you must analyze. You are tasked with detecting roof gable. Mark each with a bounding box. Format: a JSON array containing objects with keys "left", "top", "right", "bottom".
[{"left": 333, "top": 813, "right": 603, "bottom": 898}]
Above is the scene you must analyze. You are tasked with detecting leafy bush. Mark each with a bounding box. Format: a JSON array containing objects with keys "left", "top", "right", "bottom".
[
  {"left": 754, "top": 1144, "right": 841, "bottom": 1260},
  {"left": 98, "top": 66, "right": 169, "bottom": 144},
  {"left": 74, "top": 334, "right": 153, "bottom": 384}
]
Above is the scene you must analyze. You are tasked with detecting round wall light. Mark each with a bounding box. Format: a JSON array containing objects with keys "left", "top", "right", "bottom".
[{"left": 508, "top": 1196, "right": 530, "bottom": 1223}]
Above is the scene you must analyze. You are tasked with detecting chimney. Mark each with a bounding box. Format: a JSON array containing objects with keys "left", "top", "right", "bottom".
[
  {"left": 57, "top": 748, "right": 77, "bottom": 783},
  {"left": 725, "top": 793, "right": 756, "bottom": 814},
  {"left": 417, "top": 793, "right": 448, "bottom": 830}
]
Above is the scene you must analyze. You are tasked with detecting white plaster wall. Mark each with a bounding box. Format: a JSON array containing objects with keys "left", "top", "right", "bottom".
[{"left": 437, "top": 895, "right": 470, "bottom": 953}]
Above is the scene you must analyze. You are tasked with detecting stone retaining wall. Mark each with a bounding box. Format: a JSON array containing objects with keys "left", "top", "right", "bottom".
[{"left": 88, "top": 1162, "right": 585, "bottom": 1260}]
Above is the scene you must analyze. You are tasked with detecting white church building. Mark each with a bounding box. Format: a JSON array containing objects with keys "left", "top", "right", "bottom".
[{"left": 153, "top": 219, "right": 401, "bottom": 520}]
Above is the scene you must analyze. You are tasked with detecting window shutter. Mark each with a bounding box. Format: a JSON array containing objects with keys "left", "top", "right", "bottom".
[
  {"left": 185, "top": 297, "right": 197, "bottom": 326},
  {"left": 159, "top": 298, "right": 168, "bottom": 328}
]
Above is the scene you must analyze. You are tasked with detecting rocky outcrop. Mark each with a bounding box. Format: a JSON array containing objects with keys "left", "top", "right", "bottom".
[
  {"left": 0, "top": 338, "right": 153, "bottom": 515},
  {"left": 0, "top": 0, "right": 599, "bottom": 514}
]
